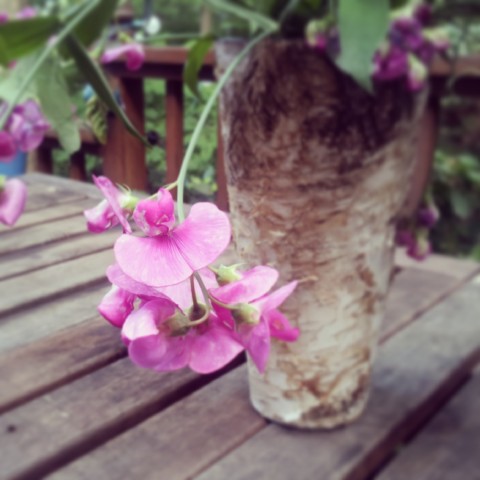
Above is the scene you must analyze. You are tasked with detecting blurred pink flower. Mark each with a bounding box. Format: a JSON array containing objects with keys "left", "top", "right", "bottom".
[
  {"left": 16, "top": 7, "right": 37, "bottom": 19},
  {"left": 101, "top": 44, "right": 145, "bottom": 71},
  {"left": 0, "top": 178, "right": 27, "bottom": 226},
  {"left": 98, "top": 285, "right": 136, "bottom": 328},
  {"left": 9, "top": 100, "right": 50, "bottom": 152},
  {"left": 84, "top": 176, "right": 134, "bottom": 234},
  {"left": 0, "top": 131, "right": 17, "bottom": 163}
]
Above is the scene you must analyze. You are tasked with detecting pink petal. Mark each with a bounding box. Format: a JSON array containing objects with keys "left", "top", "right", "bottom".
[
  {"left": 115, "top": 202, "right": 230, "bottom": 287},
  {"left": 97, "top": 285, "right": 135, "bottom": 328},
  {"left": 237, "top": 318, "right": 270, "bottom": 374},
  {"left": 151, "top": 335, "right": 192, "bottom": 372},
  {"left": 189, "top": 316, "right": 243, "bottom": 374},
  {"left": 133, "top": 188, "right": 175, "bottom": 236},
  {"left": 122, "top": 299, "right": 177, "bottom": 368},
  {"left": 173, "top": 202, "right": 231, "bottom": 271},
  {"left": 210, "top": 266, "right": 279, "bottom": 305},
  {"left": 0, "top": 178, "right": 27, "bottom": 226},
  {"left": 84, "top": 199, "right": 119, "bottom": 233},
  {"left": 264, "top": 309, "right": 299, "bottom": 342},
  {"left": 107, "top": 264, "right": 169, "bottom": 299},
  {"left": 101, "top": 44, "right": 145, "bottom": 71},
  {"left": 0, "top": 131, "right": 17, "bottom": 163},
  {"left": 254, "top": 281, "right": 298, "bottom": 314},
  {"left": 16, "top": 7, "right": 36, "bottom": 19},
  {"left": 93, "top": 175, "right": 131, "bottom": 234},
  {"left": 114, "top": 234, "right": 194, "bottom": 287},
  {"left": 157, "top": 268, "right": 218, "bottom": 310}
]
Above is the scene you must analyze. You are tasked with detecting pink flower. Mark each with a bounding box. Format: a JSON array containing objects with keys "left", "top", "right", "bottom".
[
  {"left": 84, "top": 176, "right": 136, "bottom": 234},
  {"left": 16, "top": 7, "right": 37, "bottom": 19},
  {"left": 407, "top": 235, "right": 431, "bottom": 261},
  {"left": 0, "top": 131, "right": 17, "bottom": 163},
  {"left": 373, "top": 46, "right": 408, "bottom": 82},
  {"left": 133, "top": 188, "right": 175, "bottom": 236},
  {"left": 0, "top": 178, "right": 27, "bottom": 226},
  {"left": 101, "top": 44, "right": 145, "bottom": 71},
  {"left": 211, "top": 268, "right": 298, "bottom": 373},
  {"left": 417, "top": 204, "right": 440, "bottom": 228},
  {"left": 0, "top": 12, "right": 8, "bottom": 23},
  {"left": 98, "top": 285, "right": 135, "bottom": 328},
  {"left": 107, "top": 264, "right": 217, "bottom": 311},
  {"left": 9, "top": 100, "right": 50, "bottom": 152},
  {"left": 122, "top": 298, "right": 243, "bottom": 374},
  {"left": 114, "top": 201, "right": 231, "bottom": 288}
]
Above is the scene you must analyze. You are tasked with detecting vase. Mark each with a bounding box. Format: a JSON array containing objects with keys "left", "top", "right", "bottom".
[{"left": 216, "top": 39, "right": 427, "bottom": 429}]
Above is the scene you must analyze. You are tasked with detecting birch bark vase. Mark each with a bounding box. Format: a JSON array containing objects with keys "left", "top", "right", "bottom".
[{"left": 216, "top": 39, "right": 427, "bottom": 429}]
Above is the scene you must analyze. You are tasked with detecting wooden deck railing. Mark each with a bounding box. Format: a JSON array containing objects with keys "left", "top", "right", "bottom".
[{"left": 37, "top": 48, "right": 480, "bottom": 213}]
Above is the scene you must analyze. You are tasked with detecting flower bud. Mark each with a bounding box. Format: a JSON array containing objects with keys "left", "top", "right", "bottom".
[
  {"left": 212, "top": 264, "right": 243, "bottom": 286},
  {"left": 166, "top": 310, "right": 192, "bottom": 336},
  {"left": 232, "top": 303, "right": 260, "bottom": 326}
]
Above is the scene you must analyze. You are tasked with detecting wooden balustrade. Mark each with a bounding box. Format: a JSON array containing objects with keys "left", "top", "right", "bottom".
[{"left": 37, "top": 48, "right": 480, "bottom": 213}]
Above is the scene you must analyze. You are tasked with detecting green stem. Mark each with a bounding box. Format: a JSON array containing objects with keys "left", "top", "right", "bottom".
[
  {"left": 0, "top": 0, "right": 101, "bottom": 130},
  {"left": 175, "top": 28, "right": 275, "bottom": 222}
]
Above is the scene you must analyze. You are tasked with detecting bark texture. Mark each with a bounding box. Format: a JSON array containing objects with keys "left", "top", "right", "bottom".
[{"left": 216, "top": 39, "right": 427, "bottom": 429}]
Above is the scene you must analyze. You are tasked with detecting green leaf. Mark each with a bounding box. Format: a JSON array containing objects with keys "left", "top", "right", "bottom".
[
  {"left": 336, "top": 0, "right": 389, "bottom": 92},
  {"left": 450, "top": 190, "right": 473, "bottom": 219},
  {"left": 68, "top": 0, "right": 119, "bottom": 48},
  {"left": 0, "top": 17, "right": 60, "bottom": 66},
  {"left": 183, "top": 35, "right": 214, "bottom": 98},
  {"left": 35, "top": 58, "right": 81, "bottom": 154},
  {"left": 86, "top": 96, "right": 108, "bottom": 144},
  {"left": 63, "top": 33, "right": 148, "bottom": 146},
  {"left": 204, "top": 0, "right": 279, "bottom": 31},
  {"left": 0, "top": 56, "right": 37, "bottom": 103}
]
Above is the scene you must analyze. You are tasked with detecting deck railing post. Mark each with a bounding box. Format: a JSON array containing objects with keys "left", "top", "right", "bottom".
[
  {"left": 102, "top": 77, "right": 148, "bottom": 191},
  {"left": 165, "top": 79, "right": 184, "bottom": 197}
]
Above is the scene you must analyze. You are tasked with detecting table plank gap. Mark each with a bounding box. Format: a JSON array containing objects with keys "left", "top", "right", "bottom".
[
  {"left": 0, "top": 250, "right": 113, "bottom": 318},
  {"left": 0, "top": 284, "right": 109, "bottom": 354},
  {"left": 0, "top": 358, "right": 243, "bottom": 480},
  {"left": 0, "top": 231, "right": 117, "bottom": 281},
  {"left": 0, "top": 215, "right": 106, "bottom": 257},
  {"left": 189, "top": 281, "right": 480, "bottom": 480},
  {"left": 0, "top": 319, "right": 126, "bottom": 414},
  {"left": 47, "top": 366, "right": 265, "bottom": 480},
  {"left": 380, "top": 268, "right": 463, "bottom": 342},
  {"left": 374, "top": 372, "right": 480, "bottom": 480}
]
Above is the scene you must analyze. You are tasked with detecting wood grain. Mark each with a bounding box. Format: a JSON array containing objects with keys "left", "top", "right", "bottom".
[
  {"left": 376, "top": 373, "right": 480, "bottom": 480},
  {"left": 0, "top": 215, "right": 100, "bottom": 256},
  {"left": 0, "top": 230, "right": 117, "bottom": 281},
  {"left": 0, "top": 285, "right": 108, "bottom": 354},
  {"left": 0, "top": 359, "right": 213, "bottom": 480},
  {"left": 22, "top": 183, "right": 86, "bottom": 213},
  {"left": 192, "top": 282, "right": 480, "bottom": 480},
  {"left": 0, "top": 249, "right": 113, "bottom": 317},
  {"left": 0, "top": 319, "right": 124, "bottom": 414},
  {"left": 381, "top": 268, "right": 456, "bottom": 341},
  {"left": 394, "top": 250, "right": 480, "bottom": 280},
  {"left": 47, "top": 366, "right": 263, "bottom": 480}
]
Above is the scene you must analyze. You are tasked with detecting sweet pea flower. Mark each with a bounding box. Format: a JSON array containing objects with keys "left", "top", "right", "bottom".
[
  {"left": 101, "top": 44, "right": 145, "bottom": 71},
  {"left": 0, "top": 131, "right": 17, "bottom": 163},
  {"left": 373, "top": 46, "right": 408, "bottom": 82},
  {"left": 133, "top": 188, "right": 175, "bottom": 236},
  {"left": 9, "top": 100, "right": 50, "bottom": 152},
  {"left": 417, "top": 204, "right": 440, "bottom": 228},
  {"left": 211, "top": 268, "right": 299, "bottom": 373},
  {"left": 114, "top": 196, "right": 231, "bottom": 287},
  {"left": 98, "top": 285, "right": 136, "bottom": 328},
  {"left": 84, "top": 176, "right": 137, "bottom": 234},
  {"left": 0, "top": 178, "right": 27, "bottom": 226},
  {"left": 0, "top": 12, "right": 8, "bottom": 23},
  {"left": 122, "top": 298, "right": 243, "bottom": 374}
]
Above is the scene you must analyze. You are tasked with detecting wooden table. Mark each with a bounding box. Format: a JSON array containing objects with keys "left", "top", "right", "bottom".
[{"left": 1, "top": 173, "right": 479, "bottom": 480}]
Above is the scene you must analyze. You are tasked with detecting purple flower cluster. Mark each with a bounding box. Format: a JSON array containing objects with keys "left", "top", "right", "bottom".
[
  {"left": 374, "top": 5, "right": 449, "bottom": 91},
  {"left": 0, "top": 100, "right": 50, "bottom": 163},
  {"left": 396, "top": 200, "right": 440, "bottom": 261}
]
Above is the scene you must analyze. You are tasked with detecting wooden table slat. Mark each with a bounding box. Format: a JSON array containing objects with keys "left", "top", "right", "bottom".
[
  {"left": 0, "top": 285, "right": 108, "bottom": 354},
  {"left": 190, "top": 281, "right": 480, "bottom": 480},
  {"left": 376, "top": 372, "right": 480, "bottom": 480},
  {"left": 0, "top": 359, "right": 227, "bottom": 480},
  {"left": 0, "top": 250, "right": 113, "bottom": 317}
]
